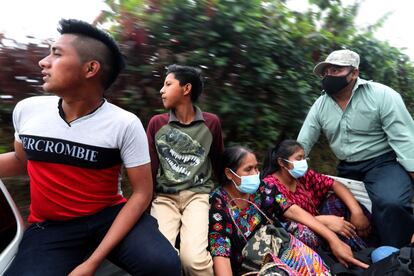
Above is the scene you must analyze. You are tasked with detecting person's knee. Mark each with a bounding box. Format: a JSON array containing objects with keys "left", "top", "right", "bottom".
[
  {"left": 155, "top": 252, "right": 181, "bottom": 275},
  {"left": 119, "top": 214, "right": 181, "bottom": 275},
  {"left": 116, "top": 243, "right": 181, "bottom": 276},
  {"left": 375, "top": 200, "right": 407, "bottom": 212},
  {"left": 372, "top": 201, "right": 413, "bottom": 228},
  {"left": 140, "top": 248, "right": 181, "bottom": 276},
  {"left": 141, "top": 236, "right": 181, "bottom": 275},
  {"left": 180, "top": 246, "right": 212, "bottom": 273}
]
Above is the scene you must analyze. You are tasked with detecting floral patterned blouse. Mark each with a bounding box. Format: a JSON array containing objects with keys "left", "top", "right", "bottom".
[
  {"left": 262, "top": 169, "right": 334, "bottom": 216},
  {"left": 208, "top": 181, "right": 292, "bottom": 275}
]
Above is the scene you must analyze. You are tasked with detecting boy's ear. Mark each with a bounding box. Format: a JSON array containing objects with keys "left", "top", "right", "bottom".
[{"left": 182, "top": 83, "right": 192, "bottom": 96}]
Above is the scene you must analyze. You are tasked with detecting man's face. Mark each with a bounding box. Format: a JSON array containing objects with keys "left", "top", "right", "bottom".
[
  {"left": 38, "top": 34, "right": 84, "bottom": 95},
  {"left": 322, "top": 65, "right": 354, "bottom": 77}
]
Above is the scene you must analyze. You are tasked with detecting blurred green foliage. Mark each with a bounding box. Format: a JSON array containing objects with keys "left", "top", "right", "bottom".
[
  {"left": 1, "top": 0, "right": 414, "bottom": 175},
  {"left": 99, "top": 0, "right": 414, "bottom": 172}
]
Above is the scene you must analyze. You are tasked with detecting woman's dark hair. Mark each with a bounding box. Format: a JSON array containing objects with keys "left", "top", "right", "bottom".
[
  {"left": 220, "top": 146, "right": 254, "bottom": 185},
  {"left": 261, "top": 139, "right": 303, "bottom": 178},
  {"left": 166, "top": 64, "right": 204, "bottom": 102}
]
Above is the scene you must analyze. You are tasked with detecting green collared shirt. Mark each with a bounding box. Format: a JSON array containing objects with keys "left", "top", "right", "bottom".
[
  {"left": 297, "top": 78, "right": 414, "bottom": 171},
  {"left": 168, "top": 106, "right": 205, "bottom": 123}
]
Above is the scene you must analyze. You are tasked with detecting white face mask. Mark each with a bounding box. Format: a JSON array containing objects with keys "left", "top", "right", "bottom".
[
  {"left": 284, "top": 159, "right": 308, "bottom": 178},
  {"left": 229, "top": 169, "right": 261, "bottom": 194}
]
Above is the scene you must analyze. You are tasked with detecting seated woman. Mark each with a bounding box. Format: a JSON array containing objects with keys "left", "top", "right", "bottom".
[
  {"left": 209, "top": 145, "right": 368, "bottom": 276},
  {"left": 262, "top": 139, "right": 372, "bottom": 250}
]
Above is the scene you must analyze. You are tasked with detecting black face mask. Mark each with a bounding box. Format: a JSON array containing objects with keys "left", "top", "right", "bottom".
[{"left": 322, "top": 70, "right": 353, "bottom": 96}]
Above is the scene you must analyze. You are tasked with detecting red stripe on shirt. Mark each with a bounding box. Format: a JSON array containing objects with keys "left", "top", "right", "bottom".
[{"left": 27, "top": 161, "right": 126, "bottom": 223}]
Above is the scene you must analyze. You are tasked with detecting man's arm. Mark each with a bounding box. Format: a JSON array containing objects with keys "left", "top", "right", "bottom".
[
  {"left": 380, "top": 88, "right": 414, "bottom": 175},
  {"left": 69, "top": 163, "right": 153, "bottom": 276},
  {"left": 0, "top": 140, "right": 27, "bottom": 177},
  {"left": 297, "top": 102, "right": 321, "bottom": 156}
]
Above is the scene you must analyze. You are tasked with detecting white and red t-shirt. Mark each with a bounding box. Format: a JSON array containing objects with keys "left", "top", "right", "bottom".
[{"left": 13, "top": 96, "right": 150, "bottom": 223}]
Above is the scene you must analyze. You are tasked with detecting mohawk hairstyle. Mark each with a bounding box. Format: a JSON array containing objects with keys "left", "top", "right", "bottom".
[{"left": 57, "top": 18, "right": 125, "bottom": 89}]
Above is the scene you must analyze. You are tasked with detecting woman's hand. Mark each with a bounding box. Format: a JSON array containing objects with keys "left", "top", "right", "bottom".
[
  {"left": 332, "top": 180, "right": 371, "bottom": 238},
  {"left": 329, "top": 239, "right": 369, "bottom": 269},
  {"left": 350, "top": 212, "right": 371, "bottom": 237},
  {"left": 323, "top": 215, "right": 356, "bottom": 239}
]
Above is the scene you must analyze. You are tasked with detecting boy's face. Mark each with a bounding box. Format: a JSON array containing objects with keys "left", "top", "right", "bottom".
[
  {"left": 38, "top": 34, "right": 84, "bottom": 95},
  {"left": 160, "top": 73, "right": 189, "bottom": 109}
]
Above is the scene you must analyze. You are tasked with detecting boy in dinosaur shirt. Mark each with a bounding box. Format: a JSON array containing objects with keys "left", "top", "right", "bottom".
[{"left": 147, "top": 64, "right": 223, "bottom": 276}]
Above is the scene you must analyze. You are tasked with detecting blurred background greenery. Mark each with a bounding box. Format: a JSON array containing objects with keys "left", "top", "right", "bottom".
[{"left": 1, "top": 0, "right": 413, "bottom": 220}]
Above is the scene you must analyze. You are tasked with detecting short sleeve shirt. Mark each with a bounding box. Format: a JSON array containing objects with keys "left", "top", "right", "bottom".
[{"left": 13, "top": 96, "right": 150, "bottom": 223}]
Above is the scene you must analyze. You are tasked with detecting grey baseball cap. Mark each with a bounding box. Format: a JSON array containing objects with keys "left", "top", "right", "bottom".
[{"left": 313, "top": 49, "right": 360, "bottom": 77}]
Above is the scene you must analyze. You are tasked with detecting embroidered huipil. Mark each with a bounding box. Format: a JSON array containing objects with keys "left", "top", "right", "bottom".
[{"left": 208, "top": 181, "right": 291, "bottom": 274}]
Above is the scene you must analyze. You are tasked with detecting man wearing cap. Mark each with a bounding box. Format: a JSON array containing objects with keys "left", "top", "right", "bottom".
[{"left": 297, "top": 49, "right": 414, "bottom": 248}]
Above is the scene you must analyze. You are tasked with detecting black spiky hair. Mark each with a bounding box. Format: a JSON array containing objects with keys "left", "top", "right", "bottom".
[{"left": 57, "top": 18, "right": 125, "bottom": 89}]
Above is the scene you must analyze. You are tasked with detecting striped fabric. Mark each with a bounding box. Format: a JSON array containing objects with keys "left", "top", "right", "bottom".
[{"left": 279, "top": 234, "right": 331, "bottom": 275}]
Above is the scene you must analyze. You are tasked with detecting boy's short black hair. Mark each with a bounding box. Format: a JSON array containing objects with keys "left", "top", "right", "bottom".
[
  {"left": 166, "top": 64, "right": 204, "bottom": 102},
  {"left": 57, "top": 18, "right": 125, "bottom": 90}
]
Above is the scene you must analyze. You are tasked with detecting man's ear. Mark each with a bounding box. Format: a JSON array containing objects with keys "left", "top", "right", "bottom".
[
  {"left": 182, "top": 83, "right": 192, "bottom": 96},
  {"left": 85, "top": 61, "right": 101, "bottom": 78},
  {"left": 351, "top": 68, "right": 359, "bottom": 79}
]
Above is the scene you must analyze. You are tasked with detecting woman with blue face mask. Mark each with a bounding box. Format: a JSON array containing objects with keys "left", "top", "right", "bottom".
[
  {"left": 208, "top": 146, "right": 369, "bottom": 275},
  {"left": 262, "top": 139, "right": 374, "bottom": 252},
  {"left": 209, "top": 146, "right": 269, "bottom": 275}
]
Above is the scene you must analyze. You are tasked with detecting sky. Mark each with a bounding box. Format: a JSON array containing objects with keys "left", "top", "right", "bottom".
[
  {"left": 288, "top": 0, "right": 414, "bottom": 58},
  {"left": 0, "top": 0, "right": 413, "bottom": 58},
  {"left": 0, "top": 0, "right": 107, "bottom": 41}
]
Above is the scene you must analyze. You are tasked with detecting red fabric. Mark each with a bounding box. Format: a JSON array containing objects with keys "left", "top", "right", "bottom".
[
  {"left": 146, "top": 113, "right": 169, "bottom": 190},
  {"left": 27, "top": 161, "right": 126, "bottom": 223},
  {"left": 263, "top": 169, "right": 333, "bottom": 215}
]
